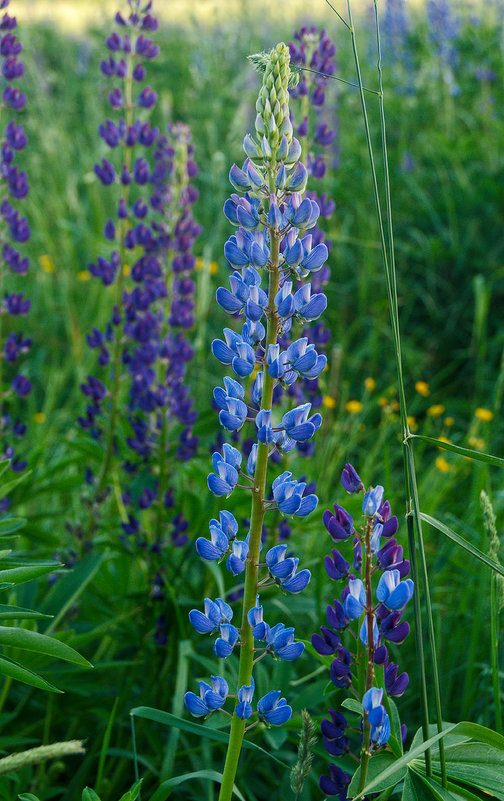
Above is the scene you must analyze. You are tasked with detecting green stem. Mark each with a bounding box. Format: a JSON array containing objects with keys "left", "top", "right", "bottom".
[
  {"left": 358, "top": 519, "right": 375, "bottom": 793},
  {"left": 491, "top": 575, "right": 503, "bottom": 733},
  {"left": 217, "top": 216, "right": 281, "bottom": 801},
  {"left": 96, "top": 41, "right": 136, "bottom": 497}
]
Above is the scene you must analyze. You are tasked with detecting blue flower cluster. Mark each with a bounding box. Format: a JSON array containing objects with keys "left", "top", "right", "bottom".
[
  {"left": 78, "top": 1, "right": 200, "bottom": 566},
  {"left": 314, "top": 464, "right": 413, "bottom": 796},
  {"left": 185, "top": 42, "right": 321, "bottom": 734},
  {"left": 0, "top": 0, "right": 31, "bottom": 496}
]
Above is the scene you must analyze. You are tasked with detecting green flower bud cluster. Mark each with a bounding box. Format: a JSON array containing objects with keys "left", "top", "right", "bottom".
[{"left": 253, "top": 42, "right": 296, "bottom": 162}]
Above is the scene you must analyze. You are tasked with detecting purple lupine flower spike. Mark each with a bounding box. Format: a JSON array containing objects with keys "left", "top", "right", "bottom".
[{"left": 1, "top": 0, "right": 31, "bottom": 492}]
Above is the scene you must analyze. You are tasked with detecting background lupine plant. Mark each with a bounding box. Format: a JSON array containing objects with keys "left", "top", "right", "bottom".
[
  {"left": 0, "top": 0, "right": 31, "bottom": 500},
  {"left": 313, "top": 463, "right": 413, "bottom": 797},
  {"left": 184, "top": 42, "right": 329, "bottom": 801},
  {"left": 77, "top": 2, "right": 200, "bottom": 571}
]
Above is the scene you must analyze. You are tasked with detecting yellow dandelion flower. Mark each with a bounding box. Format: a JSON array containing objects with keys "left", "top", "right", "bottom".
[
  {"left": 475, "top": 408, "right": 493, "bottom": 422},
  {"left": 33, "top": 412, "right": 46, "bottom": 424},
  {"left": 407, "top": 416, "right": 418, "bottom": 431},
  {"left": 209, "top": 261, "right": 219, "bottom": 276},
  {"left": 123, "top": 264, "right": 130, "bottom": 277},
  {"left": 427, "top": 404, "right": 445, "bottom": 417},
  {"left": 435, "top": 456, "right": 450, "bottom": 473},
  {"left": 39, "top": 254, "right": 55, "bottom": 274},
  {"left": 323, "top": 395, "right": 336, "bottom": 409},
  {"left": 444, "top": 416, "right": 454, "bottom": 427},
  {"left": 378, "top": 397, "right": 388, "bottom": 407},
  {"left": 346, "top": 400, "right": 363, "bottom": 414},
  {"left": 415, "top": 381, "right": 430, "bottom": 397},
  {"left": 468, "top": 436, "right": 485, "bottom": 450},
  {"left": 77, "top": 270, "right": 91, "bottom": 281},
  {"left": 364, "top": 377, "right": 376, "bottom": 391}
]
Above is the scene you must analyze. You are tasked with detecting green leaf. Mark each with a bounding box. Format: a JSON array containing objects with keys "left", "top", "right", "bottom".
[
  {"left": 149, "top": 770, "right": 245, "bottom": 801},
  {"left": 117, "top": 780, "right": 143, "bottom": 801},
  {"left": 129, "top": 707, "right": 289, "bottom": 768},
  {"left": 18, "top": 795, "right": 41, "bottom": 801},
  {"left": 0, "top": 563, "right": 61, "bottom": 588},
  {"left": 402, "top": 768, "right": 459, "bottom": 800},
  {"left": 341, "top": 698, "right": 363, "bottom": 716},
  {"left": 432, "top": 742, "right": 504, "bottom": 800},
  {"left": 0, "top": 518, "right": 25, "bottom": 535},
  {"left": 0, "top": 470, "right": 32, "bottom": 497},
  {"left": 0, "top": 655, "right": 61, "bottom": 693},
  {"left": 420, "top": 514, "right": 504, "bottom": 577},
  {"left": 0, "top": 626, "right": 92, "bottom": 668},
  {"left": 355, "top": 722, "right": 504, "bottom": 800},
  {"left": 82, "top": 790, "right": 101, "bottom": 801},
  {"left": 385, "top": 697, "right": 403, "bottom": 757},
  {"left": 348, "top": 752, "right": 407, "bottom": 795},
  {"left": 40, "top": 551, "right": 104, "bottom": 632},
  {"left": 0, "top": 604, "right": 52, "bottom": 621},
  {"left": 409, "top": 434, "right": 504, "bottom": 467}
]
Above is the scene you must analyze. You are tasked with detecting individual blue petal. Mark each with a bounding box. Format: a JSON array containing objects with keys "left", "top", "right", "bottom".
[
  {"left": 184, "top": 692, "right": 209, "bottom": 717},
  {"left": 189, "top": 608, "right": 217, "bottom": 634},
  {"left": 207, "top": 473, "right": 233, "bottom": 496},
  {"left": 213, "top": 624, "right": 239, "bottom": 658},
  {"left": 296, "top": 494, "right": 318, "bottom": 516},
  {"left": 257, "top": 690, "right": 292, "bottom": 726},
  {"left": 362, "top": 485, "right": 385, "bottom": 517},
  {"left": 216, "top": 287, "right": 243, "bottom": 314},
  {"left": 211, "top": 338, "right": 234, "bottom": 365},
  {"left": 277, "top": 641, "right": 305, "bottom": 660},
  {"left": 196, "top": 536, "right": 226, "bottom": 561},
  {"left": 282, "top": 568, "right": 311, "bottom": 593}
]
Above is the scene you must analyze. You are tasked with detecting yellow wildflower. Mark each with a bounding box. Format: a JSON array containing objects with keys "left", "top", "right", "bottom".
[
  {"left": 427, "top": 404, "right": 445, "bottom": 417},
  {"left": 364, "top": 377, "right": 376, "bottom": 391},
  {"left": 323, "top": 395, "right": 336, "bottom": 409},
  {"left": 39, "top": 254, "right": 55, "bottom": 273},
  {"left": 468, "top": 437, "right": 485, "bottom": 450},
  {"left": 444, "top": 417, "right": 454, "bottom": 427},
  {"left": 435, "top": 456, "right": 450, "bottom": 473},
  {"left": 346, "top": 400, "right": 363, "bottom": 414},
  {"left": 77, "top": 270, "right": 91, "bottom": 281},
  {"left": 33, "top": 412, "right": 46, "bottom": 424},
  {"left": 475, "top": 408, "right": 493, "bottom": 422},
  {"left": 407, "top": 416, "right": 418, "bottom": 432},
  {"left": 378, "top": 397, "right": 388, "bottom": 407},
  {"left": 415, "top": 381, "right": 430, "bottom": 397}
]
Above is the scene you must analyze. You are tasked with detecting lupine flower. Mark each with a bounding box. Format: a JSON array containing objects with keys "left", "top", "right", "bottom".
[
  {"left": 189, "top": 598, "right": 233, "bottom": 634},
  {"left": 236, "top": 680, "right": 255, "bottom": 720},
  {"left": 362, "top": 687, "right": 391, "bottom": 745},
  {"left": 257, "top": 691, "right": 292, "bottom": 726},
  {"left": 315, "top": 467, "right": 413, "bottom": 787},
  {"left": 186, "top": 44, "right": 322, "bottom": 753},
  {"left": 1, "top": 0, "right": 31, "bottom": 487},
  {"left": 184, "top": 675, "right": 228, "bottom": 717}
]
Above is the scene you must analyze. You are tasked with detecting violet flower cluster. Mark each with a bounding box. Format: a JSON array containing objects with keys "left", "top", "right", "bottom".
[
  {"left": 281, "top": 27, "right": 336, "bottom": 438},
  {"left": 78, "top": 1, "right": 199, "bottom": 573},
  {"left": 382, "top": 0, "right": 415, "bottom": 94},
  {"left": 185, "top": 42, "right": 325, "bottom": 734},
  {"left": 0, "top": 0, "right": 31, "bottom": 498},
  {"left": 427, "top": 0, "right": 460, "bottom": 95},
  {"left": 314, "top": 464, "right": 413, "bottom": 798}
]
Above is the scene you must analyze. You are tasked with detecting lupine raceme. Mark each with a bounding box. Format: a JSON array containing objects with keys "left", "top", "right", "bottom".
[
  {"left": 184, "top": 43, "right": 328, "bottom": 801},
  {"left": 0, "top": 0, "right": 30, "bottom": 506},
  {"left": 76, "top": 0, "right": 200, "bottom": 581},
  {"left": 313, "top": 463, "right": 413, "bottom": 796}
]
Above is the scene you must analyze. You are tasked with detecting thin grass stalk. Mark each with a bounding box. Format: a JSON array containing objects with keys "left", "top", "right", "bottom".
[
  {"left": 372, "top": 2, "right": 447, "bottom": 783},
  {"left": 341, "top": 0, "right": 447, "bottom": 781}
]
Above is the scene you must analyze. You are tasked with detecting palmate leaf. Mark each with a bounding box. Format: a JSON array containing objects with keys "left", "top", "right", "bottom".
[
  {"left": 0, "top": 562, "right": 61, "bottom": 588},
  {"left": 0, "top": 655, "right": 61, "bottom": 693},
  {"left": 0, "top": 518, "right": 25, "bottom": 536},
  {"left": 149, "top": 770, "right": 245, "bottom": 801},
  {"left": 352, "top": 722, "right": 504, "bottom": 800},
  {"left": 130, "top": 707, "right": 289, "bottom": 768},
  {"left": 0, "top": 626, "right": 92, "bottom": 668}
]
